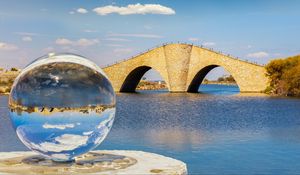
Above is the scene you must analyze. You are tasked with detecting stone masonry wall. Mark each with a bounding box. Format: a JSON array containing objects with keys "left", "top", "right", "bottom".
[{"left": 103, "top": 44, "right": 269, "bottom": 92}]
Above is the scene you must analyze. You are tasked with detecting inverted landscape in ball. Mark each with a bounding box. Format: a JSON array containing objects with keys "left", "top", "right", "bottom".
[{"left": 8, "top": 53, "right": 116, "bottom": 161}]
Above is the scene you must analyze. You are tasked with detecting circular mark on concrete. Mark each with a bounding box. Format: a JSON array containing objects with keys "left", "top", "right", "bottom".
[{"left": 0, "top": 152, "right": 137, "bottom": 174}]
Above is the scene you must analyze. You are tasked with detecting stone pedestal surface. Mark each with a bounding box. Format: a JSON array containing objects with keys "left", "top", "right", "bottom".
[{"left": 0, "top": 150, "right": 187, "bottom": 175}]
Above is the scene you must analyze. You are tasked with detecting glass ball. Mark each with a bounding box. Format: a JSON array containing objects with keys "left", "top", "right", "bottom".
[{"left": 8, "top": 53, "right": 116, "bottom": 161}]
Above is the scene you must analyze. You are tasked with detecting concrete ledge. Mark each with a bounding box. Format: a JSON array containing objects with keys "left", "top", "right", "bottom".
[{"left": 0, "top": 150, "right": 187, "bottom": 175}]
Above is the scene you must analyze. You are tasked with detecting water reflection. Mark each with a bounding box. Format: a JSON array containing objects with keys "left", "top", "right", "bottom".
[
  {"left": 110, "top": 127, "right": 269, "bottom": 151},
  {"left": 199, "top": 84, "right": 240, "bottom": 95},
  {"left": 145, "top": 127, "right": 205, "bottom": 150},
  {"left": 2, "top": 85, "right": 300, "bottom": 173},
  {"left": 107, "top": 91, "right": 300, "bottom": 174}
]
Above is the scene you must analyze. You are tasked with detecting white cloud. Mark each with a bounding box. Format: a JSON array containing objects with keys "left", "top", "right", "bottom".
[
  {"left": 83, "top": 131, "right": 93, "bottom": 135},
  {"left": 69, "top": 11, "right": 75, "bottom": 15},
  {"left": 43, "top": 47, "right": 54, "bottom": 52},
  {"left": 77, "top": 8, "right": 88, "bottom": 14},
  {"left": 188, "top": 38, "right": 199, "bottom": 42},
  {"left": 76, "top": 38, "right": 99, "bottom": 46},
  {"left": 61, "top": 46, "right": 78, "bottom": 53},
  {"left": 43, "top": 123, "right": 75, "bottom": 130},
  {"left": 106, "top": 44, "right": 123, "bottom": 47},
  {"left": 247, "top": 51, "right": 269, "bottom": 58},
  {"left": 246, "top": 45, "right": 253, "bottom": 49},
  {"left": 17, "top": 131, "right": 89, "bottom": 154},
  {"left": 22, "top": 36, "right": 32, "bottom": 42},
  {"left": 55, "top": 38, "right": 73, "bottom": 45},
  {"left": 14, "top": 32, "right": 39, "bottom": 36},
  {"left": 93, "top": 3, "right": 175, "bottom": 16},
  {"left": 109, "top": 33, "right": 162, "bottom": 38},
  {"left": 0, "top": 42, "right": 18, "bottom": 51},
  {"left": 203, "top": 42, "right": 216, "bottom": 47},
  {"left": 51, "top": 153, "right": 70, "bottom": 160},
  {"left": 55, "top": 38, "right": 99, "bottom": 47},
  {"left": 83, "top": 29, "right": 98, "bottom": 33},
  {"left": 39, "top": 134, "right": 89, "bottom": 152},
  {"left": 113, "top": 48, "right": 133, "bottom": 54},
  {"left": 104, "top": 38, "right": 130, "bottom": 42}
]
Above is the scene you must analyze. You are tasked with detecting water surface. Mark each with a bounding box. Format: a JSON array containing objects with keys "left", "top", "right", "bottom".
[{"left": 1, "top": 85, "right": 300, "bottom": 174}]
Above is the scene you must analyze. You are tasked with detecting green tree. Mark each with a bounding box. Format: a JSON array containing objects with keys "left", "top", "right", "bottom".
[
  {"left": 217, "top": 77, "right": 224, "bottom": 82},
  {"left": 10, "top": 67, "right": 19, "bottom": 71},
  {"left": 224, "top": 75, "right": 235, "bottom": 82}
]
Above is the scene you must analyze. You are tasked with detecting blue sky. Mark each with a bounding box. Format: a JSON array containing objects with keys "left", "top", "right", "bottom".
[{"left": 1, "top": 0, "right": 300, "bottom": 79}]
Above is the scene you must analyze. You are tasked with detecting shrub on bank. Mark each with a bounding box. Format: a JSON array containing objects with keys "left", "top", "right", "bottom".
[
  {"left": 0, "top": 86, "right": 10, "bottom": 94},
  {"left": 265, "top": 55, "right": 300, "bottom": 96}
]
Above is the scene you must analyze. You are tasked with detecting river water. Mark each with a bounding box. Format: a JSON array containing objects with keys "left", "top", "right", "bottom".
[{"left": 1, "top": 84, "right": 300, "bottom": 174}]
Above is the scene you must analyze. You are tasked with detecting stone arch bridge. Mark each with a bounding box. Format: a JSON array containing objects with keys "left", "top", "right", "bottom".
[{"left": 103, "top": 43, "right": 268, "bottom": 93}]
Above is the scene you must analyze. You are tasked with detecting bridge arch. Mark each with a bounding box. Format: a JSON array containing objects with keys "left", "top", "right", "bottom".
[
  {"left": 104, "top": 43, "right": 268, "bottom": 92},
  {"left": 120, "top": 66, "right": 169, "bottom": 92},
  {"left": 187, "top": 65, "right": 240, "bottom": 93}
]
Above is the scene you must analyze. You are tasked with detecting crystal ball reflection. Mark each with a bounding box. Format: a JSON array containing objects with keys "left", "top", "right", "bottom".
[{"left": 8, "top": 53, "right": 116, "bottom": 161}]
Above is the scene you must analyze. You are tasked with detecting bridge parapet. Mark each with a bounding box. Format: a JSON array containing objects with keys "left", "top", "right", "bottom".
[{"left": 103, "top": 42, "right": 263, "bottom": 68}]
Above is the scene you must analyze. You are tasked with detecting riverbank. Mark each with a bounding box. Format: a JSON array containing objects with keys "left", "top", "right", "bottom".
[
  {"left": 137, "top": 80, "right": 237, "bottom": 90},
  {"left": 0, "top": 70, "right": 19, "bottom": 94},
  {"left": 136, "top": 80, "right": 237, "bottom": 90},
  {"left": 202, "top": 81, "right": 237, "bottom": 86},
  {"left": 137, "top": 80, "right": 168, "bottom": 90}
]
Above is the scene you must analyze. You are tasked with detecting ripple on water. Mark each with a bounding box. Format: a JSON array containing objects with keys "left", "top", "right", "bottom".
[{"left": 1, "top": 85, "right": 300, "bottom": 174}]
